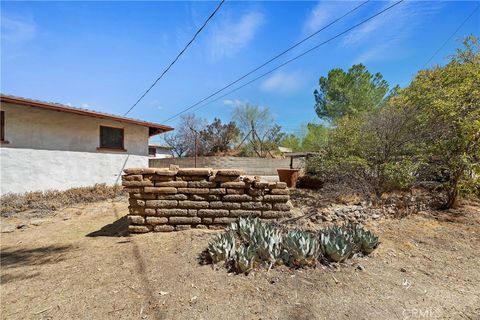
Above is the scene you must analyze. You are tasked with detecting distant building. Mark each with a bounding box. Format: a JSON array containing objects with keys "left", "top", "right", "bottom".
[
  {"left": 148, "top": 144, "right": 173, "bottom": 158},
  {"left": 0, "top": 94, "right": 173, "bottom": 195}
]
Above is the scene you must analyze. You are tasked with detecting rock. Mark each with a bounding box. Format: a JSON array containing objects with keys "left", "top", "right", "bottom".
[
  {"left": 400, "top": 267, "right": 407, "bottom": 273},
  {"left": 356, "top": 265, "right": 365, "bottom": 271},
  {"left": 372, "top": 214, "right": 381, "bottom": 220},
  {"left": 1, "top": 224, "right": 15, "bottom": 233},
  {"left": 17, "top": 223, "right": 28, "bottom": 229},
  {"left": 30, "top": 219, "right": 44, "bottom": 226}
]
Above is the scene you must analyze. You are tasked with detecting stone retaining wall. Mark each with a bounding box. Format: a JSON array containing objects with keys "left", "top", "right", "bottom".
[{"left": 122, "top": 167, "right": 291, "bottom": 233}]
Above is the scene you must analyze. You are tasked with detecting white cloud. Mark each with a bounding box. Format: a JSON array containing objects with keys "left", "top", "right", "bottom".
[
  {"left": 208, "top": 11, "right": 265, "bottom": 60},
  {"left": 303, "top": 1, "right": 356, "bottom": 34},
  {"left": 346, "top": 1, "right": 445, "bottom": 62},
  {"left": 1, "top": 15, "right": 36, "bottom": 43},
  {"left": 223, "top": 99, "right": 245, "bottom": 107},
  {"left": 345, "top": 1, "right": 443, "bottom": 47},
  {"left": 260, "top": 71, "right": 305, "bottom": 95}
]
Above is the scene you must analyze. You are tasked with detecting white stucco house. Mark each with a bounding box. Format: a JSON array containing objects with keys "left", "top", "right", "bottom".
[
  {"left": 148, "top": 144, "right": 173, "bottom": 158},
  {"left": 0, "top": 94, "right": 173, "bottom": 195}
]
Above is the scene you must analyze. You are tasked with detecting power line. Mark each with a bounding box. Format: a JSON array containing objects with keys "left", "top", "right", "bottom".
[
  {"left": 424, "top": 2, "right": 479, "bottom": 67},
  {"left": 162, "top": 0, "right": 371, "bottom": 123},
  {"left": 180, "top": 0, "right": 404, "bottom": 119},
  {"left": 124, "top": 0, "right": 225, "bottom": 116}
]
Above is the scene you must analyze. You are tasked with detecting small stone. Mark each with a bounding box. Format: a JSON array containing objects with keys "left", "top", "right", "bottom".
[
  {"left": 128, "top": 225, "right": 152, "bottom": 233},
  {"left": 175, "top": 225, "right": 192, "bottom": 231},
  {"left": 145, "top": 216, "right": 168, "bottom": 225},
  {"left": 144, "top": 187, "right": 178, "bottom": 194},
  {"left": 154, "top": 225, "right": 174, "bottom": 232},
  {"left": 400, "top": 267, "right": 407, "bottom": 273},
  {"left": 30, "top": 219, "right": 44, "bottom": 226},
  {"left": 177, "top": 168, "right": 212, "bottom": 176},
  {"left": 216, "top": 169, "right": 245, "bottom": 176},
  {"left": 356, "top": 265, "right": 365, "bottom": 271},
  {"left": 1, "top": 224, "right": 15, "bottom": 233},
  {"left": 220, "top": 182, "right": 247, "bottom": 189}
]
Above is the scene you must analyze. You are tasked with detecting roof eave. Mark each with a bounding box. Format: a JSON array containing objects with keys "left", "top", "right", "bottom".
[{"left": 0, "top": 95, "right": 174, "bottom": 134}]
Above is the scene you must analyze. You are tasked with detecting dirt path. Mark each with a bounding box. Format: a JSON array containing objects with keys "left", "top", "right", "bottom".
[{"left": 1, "top": 199, "right": 479, "bottom": 319}]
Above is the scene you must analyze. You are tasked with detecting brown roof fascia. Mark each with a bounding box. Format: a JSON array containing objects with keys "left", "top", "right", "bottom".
[{"left": 0, "top": 95, "right": 174, "bottom": 136}]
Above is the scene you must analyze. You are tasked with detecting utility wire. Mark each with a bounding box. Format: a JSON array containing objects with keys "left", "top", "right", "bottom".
[
  {"left": 162, "top": 0, "right": 371, "bottom": 123},
  {"left": 124, "top": 0, "right": 225, "bottom": 116},
  {"left": 172, "top": 0, "right": 404, "bottom": 121},
  {"left": 424, "top": 2, "right": 480, "bottom": 67}
]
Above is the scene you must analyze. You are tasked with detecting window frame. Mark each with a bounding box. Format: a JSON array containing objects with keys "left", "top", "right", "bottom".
[
  {"left": 97, "top": 125, "right": 126, "bottom": 151},
  {"left": 0, "top": 110, "right": 8, "bottom": 144},
  {"left": 148, "top": 146, "right": 156, "bottom": 157}
]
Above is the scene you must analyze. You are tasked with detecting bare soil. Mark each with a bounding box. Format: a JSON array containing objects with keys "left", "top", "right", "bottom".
[{"left": 1, "top": 193, "right": 479, "bottom": 319}]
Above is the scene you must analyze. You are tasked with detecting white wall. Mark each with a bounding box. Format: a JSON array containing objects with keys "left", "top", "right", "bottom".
[
  {"left": 0, "top": 148, "right": 148, "bottom": 195},
  {"left": 0, "top": 102, "right": 153, "bottom": 195},
  {"left": 152, "top": 147, "right": 173, "bottom": 158},
  {"left": 1, "top": 102, "right": 148, "bottom": 155}
]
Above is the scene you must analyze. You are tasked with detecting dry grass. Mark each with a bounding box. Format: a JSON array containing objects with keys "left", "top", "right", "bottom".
[{"left": 0, "top": 184, "right": 126, "bottom": 217}]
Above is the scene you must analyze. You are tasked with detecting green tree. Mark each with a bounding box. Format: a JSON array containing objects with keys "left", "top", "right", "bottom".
[
  {"left": 403, "top": 35, "right": 480, "bottom": 208},
  {"left": 302, "top": 123, "right": 330, "bottom": 151},
  {"left": 232, "top": 103, "right": 284, "bottom": 157},
  {"left": 281, "top": 134, "right": 302, "bottom": 152},
  {"left": 314, "top": 64, "right": 391, "bottom": 123}
]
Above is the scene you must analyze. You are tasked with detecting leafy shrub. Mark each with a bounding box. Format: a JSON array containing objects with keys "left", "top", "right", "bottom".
[
  {"left": 205, "top": 218, "right": 379, "bottom": 274},
  {"left": 381, "top": 160, "right": 419, "bottom": 191}
]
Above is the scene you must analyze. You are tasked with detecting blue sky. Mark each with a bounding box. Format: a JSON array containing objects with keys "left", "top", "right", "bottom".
[{"left": 2, "top": 1, "right": 479, "bottom": 143}]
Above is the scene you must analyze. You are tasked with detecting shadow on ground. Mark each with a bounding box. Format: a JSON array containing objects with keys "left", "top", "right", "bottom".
[
  {"left": 86, "top": 215, "right": 128, "bottom": 237},
  {"left": 1, "top": 245, "right": 73, "bottom": 269}
]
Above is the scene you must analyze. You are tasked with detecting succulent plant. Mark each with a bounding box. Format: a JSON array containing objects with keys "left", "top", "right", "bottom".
[
  {"left": 358, "top": 230, "right": 379, "bottom": 254},
  {"left": 234, "top": 245, "right": 256, "bottom": 274},
  {"left": 235, "top": 217, "right": 261, "bottom": 243},
  {"left": 206, "top": 217, "right": 379, "bottom": 273},
  {"left": 250, "top": 223, "right": 283, "bottom": 265},
  {"left": 320, "top": 232, "right": 353, "bottom": 262},
  {"left": 282, "top": 230, "right": 319, "bottom": 267},
  {"left": 207, "top": 231, "right": 236, "bottom": 263}
]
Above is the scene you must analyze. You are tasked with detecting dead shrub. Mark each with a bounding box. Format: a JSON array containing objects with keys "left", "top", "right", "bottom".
[{"left": 0, "top": 184, "right": 126, "bottom": 217}]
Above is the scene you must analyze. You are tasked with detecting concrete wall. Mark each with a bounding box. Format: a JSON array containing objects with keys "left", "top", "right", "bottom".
[
  {"left": 0, "top": 102, "right": 151, "bottom": 195},
  {"left": 150, "top": 156, "right": 304, "bottom": 176},
  {"left": 1, "top": 148, "right": 147, "bottom": 194}
]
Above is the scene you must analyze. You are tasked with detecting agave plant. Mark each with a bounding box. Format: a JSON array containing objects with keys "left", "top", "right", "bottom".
[
  {"left": 250, "top": 223, "right": 283, "bottom": 265},
  {"left": 282, "top": 230, "right": 319, "bottom": 267},
  {"left": 320, "top": 233, "right": 353, "bottom": 262},
  {"left": 234, "top": 245, "right": 256, "bottom": 274},
  {"left": 207, "top": 231, "right": 236, "bottom": 263},
  {"left": 235, "top": 217, "right": 261, "bottom": 243},
  {"left": 358, "top": 230, "right": 379, "bottom": 254}
]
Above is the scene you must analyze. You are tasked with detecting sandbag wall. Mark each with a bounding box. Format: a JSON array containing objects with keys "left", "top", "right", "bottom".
[{"left": 122, "top": 167, "right": 291, "bottom": 233}]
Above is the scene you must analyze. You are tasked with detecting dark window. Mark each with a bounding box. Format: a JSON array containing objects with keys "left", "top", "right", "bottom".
[
  {"left": 148, "top": 147, "right": 156, "bottom": 157},
  {"left": 0, "top": 111, "right": 5, "bottom": 141},
  {"left": 100, "top": 126, "right": 124, "bottom": 149}
]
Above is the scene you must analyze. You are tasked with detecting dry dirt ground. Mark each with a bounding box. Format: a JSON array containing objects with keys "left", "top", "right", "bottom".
[{"left": 1, "top": 193, "right": 479, "bottom": 320}]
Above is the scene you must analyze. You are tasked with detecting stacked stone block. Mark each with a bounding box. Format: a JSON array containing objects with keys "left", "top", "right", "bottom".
[{"left": 122, "top": 167, "right": 291, "bottom": 233}]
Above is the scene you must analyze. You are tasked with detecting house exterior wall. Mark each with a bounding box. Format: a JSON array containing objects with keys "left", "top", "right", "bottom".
[
  {"left": 151, "top": 147, "right": 172, "bottom": 158},
  {"left": 0, "top": 102, "right": 151, "bottom": 195}
]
